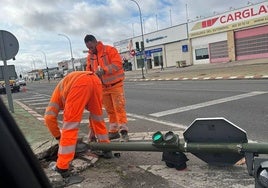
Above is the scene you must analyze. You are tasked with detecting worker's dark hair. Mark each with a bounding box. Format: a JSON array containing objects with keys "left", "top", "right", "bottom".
[{"left": 84, "top": 34, "right": 97, "bottom": 43}]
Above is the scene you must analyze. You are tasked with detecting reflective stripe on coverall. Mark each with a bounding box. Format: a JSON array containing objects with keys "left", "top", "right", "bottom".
[
  {"left": 44, "top": 71, "right": 109, "bottom": 170},
  {"left": 86, "top": 42, "right": 128, "bottom": 133}
]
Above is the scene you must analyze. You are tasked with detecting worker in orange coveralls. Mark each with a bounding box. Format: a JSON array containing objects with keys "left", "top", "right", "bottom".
[
  {"left": 44, "top": 71, "right": 111, "bottom": 177},
  {"left": 84, "top": 34, "right": 129, "bottom": 141}
]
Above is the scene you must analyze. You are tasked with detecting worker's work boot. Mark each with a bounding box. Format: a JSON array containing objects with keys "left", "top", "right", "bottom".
[
  {"left": 108, "top": 132, "right": 120, "bottom": 140},
  {"left": 120, "top": 130, "right": 129, "bottom": 142},
  {"left": 52, "top": 165, "right": 71, "bottom": 178}
]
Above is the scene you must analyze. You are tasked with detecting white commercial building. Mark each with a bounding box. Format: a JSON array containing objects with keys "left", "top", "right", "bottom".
[{"left": 114, "top": 1, "right": 268, "bottom": 70}]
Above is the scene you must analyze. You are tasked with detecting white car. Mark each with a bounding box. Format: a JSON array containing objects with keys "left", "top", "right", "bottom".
[
  {"left": 53, "top": 74, "right": 62, "bottom": 79},
  {"left": 16, "top": 79, "right": 26, "bottom": 86}
]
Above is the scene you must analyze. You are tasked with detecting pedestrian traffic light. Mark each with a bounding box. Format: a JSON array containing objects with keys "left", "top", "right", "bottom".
[
  {"left": 140, "top": 41, "right": 144, "bottom": 51},
  {"left": 135, "top": 42, "right": 140, "bottom": 51}
]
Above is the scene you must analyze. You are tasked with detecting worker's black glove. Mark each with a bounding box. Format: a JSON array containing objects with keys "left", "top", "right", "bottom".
[{"left": 95, "top": 68, "right": 105, "bottom": 77}]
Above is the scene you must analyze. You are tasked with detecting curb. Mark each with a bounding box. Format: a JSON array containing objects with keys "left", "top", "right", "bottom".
[{"left": 127, "top": 74, "right": 268, "bottom": 82}]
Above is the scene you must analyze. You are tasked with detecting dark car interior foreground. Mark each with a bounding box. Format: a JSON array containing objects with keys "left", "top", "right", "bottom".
[{"left": 0, "top": 98, "right": 51, "bottom": 188}]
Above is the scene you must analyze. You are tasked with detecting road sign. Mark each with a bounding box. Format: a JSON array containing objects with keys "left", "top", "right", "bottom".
[
  {"left": 183, "top": 117, "right": 248, "bottom": 165},
  {"left": 0, "top": 30, "right": 19, "bottom": 61},
  {"left": 0, "top": 30, "right": 19, "bottom": 113},
  {"left": 130, "top": 49, "right": 135, "bottom": 56}
]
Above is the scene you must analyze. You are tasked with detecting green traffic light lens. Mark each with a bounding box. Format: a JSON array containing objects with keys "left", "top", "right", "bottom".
[
  {"left": 152, "top": 131, "right": 163, "bottom": 143},
  {"left": 154, "top": 134, "right": 162, "bottom": 141}
]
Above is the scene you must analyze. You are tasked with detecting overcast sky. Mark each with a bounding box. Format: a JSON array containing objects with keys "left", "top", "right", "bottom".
[{"left": 0, "top": 0, "right": 265, "bottom": 73}]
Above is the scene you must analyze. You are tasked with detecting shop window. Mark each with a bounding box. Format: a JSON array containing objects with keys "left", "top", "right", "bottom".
[
  {"left": 153, "top": 52, "right": 163, "bottom": 67},
  {"left": 136, "top": 56, "right": 145, "bottom": 68},
  {"left": 195, "top": 48, "right": 209, "bottom": 60}
]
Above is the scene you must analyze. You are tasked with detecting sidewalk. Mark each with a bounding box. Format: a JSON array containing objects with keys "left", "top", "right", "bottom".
[{"left": 125, "top": 58, "right": 268, "bottom": 81}]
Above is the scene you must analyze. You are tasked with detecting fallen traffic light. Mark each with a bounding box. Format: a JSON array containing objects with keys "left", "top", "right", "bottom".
[
  {"left": 152, "top": 131, "right": 188, "bottom": 170},
  {"left": 152, "top": 131, "right": 180, "bottom": 147},
  {"left": 88, "top": 117, "right": 268, "bottom": 187},
  {"left": 162, "top": 151, "right": 188, "bottom": 170}
]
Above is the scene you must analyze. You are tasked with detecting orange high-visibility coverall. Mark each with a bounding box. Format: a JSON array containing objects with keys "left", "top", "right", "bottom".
[
  {"left": 86, "top": 41, "right": 128, "bottom": 134},
  {"left": 44, "top": 71, "right": 109, "bottom": 170}
]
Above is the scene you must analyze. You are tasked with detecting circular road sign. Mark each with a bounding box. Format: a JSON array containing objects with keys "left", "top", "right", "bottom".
[
  {"left": 0, "top": 30, "right": 19, "bottom": 61},
  {"left": 130, "top": 49, "right": 136, "bottom": 56}
]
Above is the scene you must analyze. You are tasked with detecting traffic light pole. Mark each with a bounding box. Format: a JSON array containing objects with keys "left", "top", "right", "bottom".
[
  {"left": 88, "top": 138, "right": 268, "bottom": 185},
  {"left": 88, "top": 139, "right": 268, "bottom": 154},
  {"left": 130, "top": 0, "right": 145, "bottom": 79}
]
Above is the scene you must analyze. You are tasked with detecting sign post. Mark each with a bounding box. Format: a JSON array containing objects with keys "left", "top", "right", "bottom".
[{"left": 0, "top": 30, "right": 19, "bottom": 113}]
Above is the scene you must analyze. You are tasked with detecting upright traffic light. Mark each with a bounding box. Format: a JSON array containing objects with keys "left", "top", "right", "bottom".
[
  {"left": 135, "top": 42, "right": 140, "bottom": 51},
  {"left": 140, "top": 41, "right": 144, "bottom": 51}
]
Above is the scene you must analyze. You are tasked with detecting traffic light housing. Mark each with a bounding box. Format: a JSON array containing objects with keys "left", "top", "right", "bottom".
[
  {"left": 135, "top": 42, "right": 140, "bottom": 51},
  {"left": 152, "top": 131, "right": 180, "bottom": 146},
  {"left": 152, "top": 131, "right": 188, "bottom": 170},
  {"left": 140, "top": 41, "right": 144, "bottom": 51},
  {"left": 162, "top": 151, "right": 188, "bottom": 170}
]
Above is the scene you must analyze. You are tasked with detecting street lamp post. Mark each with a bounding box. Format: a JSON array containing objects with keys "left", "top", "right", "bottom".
[
  {"left": 58, "top": 33, "right": 75, "bottom": 71},
  {"left": 130, "top": 0, "right": 145, "bottom": 79},
  {"left": 30, "top": 57, "right": 36, "bottom": 70},
  {"left": 40, "top": 51, "right": 50, "bottom": 82}
]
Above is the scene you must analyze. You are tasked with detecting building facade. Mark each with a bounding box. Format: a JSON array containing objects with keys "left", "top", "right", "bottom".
[
  {"left": 114, "top": 1, "right": 268, "bottom": 70},
  {"left": 114, "top": 23, "right": 191, "bottom": 70},
  {"left": 189, "top": 1, "right": 268, "bottom": 65}
]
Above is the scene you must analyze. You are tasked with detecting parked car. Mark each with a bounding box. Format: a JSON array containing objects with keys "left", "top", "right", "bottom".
[
  {"left": 0, "top": 80, "right": 20, "bottom": 94},
  {"left": 16, "top": 78, "right": 26, "bottom": 86},
  {"left": 53, "top": 73, "right": 63, "bottom": 79}
]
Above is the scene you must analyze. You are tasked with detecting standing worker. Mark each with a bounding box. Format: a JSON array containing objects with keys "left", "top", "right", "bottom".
[
  {"left": 44, "top": 71, "right": 111, "bottom": 177},
  {"left": 84, "top": 34, "right": 129, "bottom": 141}
]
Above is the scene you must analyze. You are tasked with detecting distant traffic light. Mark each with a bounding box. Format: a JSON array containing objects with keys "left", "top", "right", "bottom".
[
  {"left": 135, "top": 42, "right": 140, "bottom": 51},
  {"left": 140, "top": 41, "right": 144, "bottom": 51}
]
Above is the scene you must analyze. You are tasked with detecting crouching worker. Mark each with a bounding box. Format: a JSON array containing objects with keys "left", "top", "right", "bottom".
[{"left": 44, "top": 71, "right": 111, "bottom": 177}]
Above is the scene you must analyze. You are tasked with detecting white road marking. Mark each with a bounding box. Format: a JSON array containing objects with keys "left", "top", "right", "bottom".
[
  {"left": 23, "top": 98, "right": 49, "bottom": 103},
  {"left": 29, "top": 102, "right": 49, "bottom": 105},
  {"left": 17, "top": 96, "right": 46, "bottom": 100},
  {"left": 150, "top": 91, "right": 267, "bottom": 117},
  {"left": 35, "top": 107, "right": 47, "bottom": 110},
  {"left": 80, "top": 117, "right": 136, "bottom": 124},
  {"left": 127, "top": 113, "right": 187, "bottom": 129}
]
